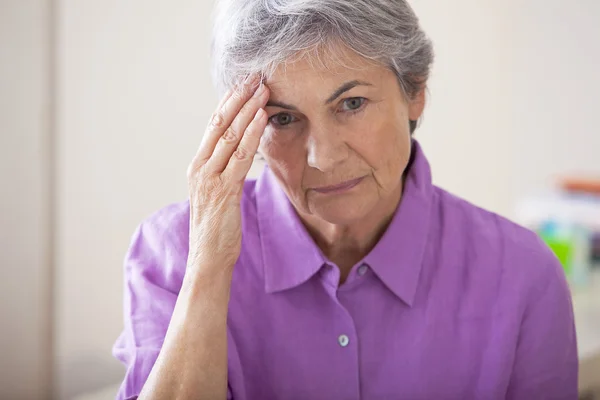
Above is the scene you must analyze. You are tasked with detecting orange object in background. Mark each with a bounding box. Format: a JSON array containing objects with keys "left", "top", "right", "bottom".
[{"left": 560, "top": 177, "right": 600, "bottom": 196}]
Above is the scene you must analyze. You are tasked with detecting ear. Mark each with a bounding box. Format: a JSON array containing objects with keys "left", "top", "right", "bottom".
[{"left": 408, "top": 87, "right": 426, "bottom": 121}]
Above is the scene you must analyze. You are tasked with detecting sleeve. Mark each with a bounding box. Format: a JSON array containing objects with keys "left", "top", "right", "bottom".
[
  {"left": 506, "top": 251, "right": 579, "bottom": 399},
  {"left": 112, "top": 222, "right": 181, "bottom": 400},
  {"left": 112, "top": 220, "right": 235, "bottom": 400}
]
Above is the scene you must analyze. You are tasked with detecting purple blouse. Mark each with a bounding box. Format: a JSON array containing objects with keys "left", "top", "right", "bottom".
[{"left": 113, "top": 141, "right": 577, "bottom": 399}]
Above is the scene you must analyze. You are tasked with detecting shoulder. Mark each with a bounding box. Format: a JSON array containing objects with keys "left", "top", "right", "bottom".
[
  {"left": 431, "top": 187, "right": 565, "bottom": 309},
  {"left": 129, "top": 178, "right": 261, "bottom": 265},
  {"left": 123, "top": 201, "right": 191, "bottom": 292},
  {"left": 135, "top": 177, "right": 260, "bottom": 245},
  {"left": 134, "top": 200, "right": 190, "bottom": 250},
  {"left": 436, "top": 186, "right": 557, "bottom": 266}
]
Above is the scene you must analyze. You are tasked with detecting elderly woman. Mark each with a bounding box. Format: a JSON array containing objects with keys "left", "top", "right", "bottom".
[{"left": 113, "top": 0, "right": 578, "bottom": 399}]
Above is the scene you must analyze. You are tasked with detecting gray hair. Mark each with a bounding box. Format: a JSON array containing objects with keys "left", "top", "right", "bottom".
[{"left": 210, "top": 0, "right": 434, "bottom": 129}]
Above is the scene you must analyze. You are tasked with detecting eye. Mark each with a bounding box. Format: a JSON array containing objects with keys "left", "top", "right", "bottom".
[
  {"left": 340, "top": 97, "right": 366, "bottom": 112},
  {"left": 269, "top": 113, "right": 297, "bottom": 127}
]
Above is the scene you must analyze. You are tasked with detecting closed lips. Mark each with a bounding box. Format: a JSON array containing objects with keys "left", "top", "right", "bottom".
[{"left": 312, "top": 177, "right": 364, "bottom": 193}]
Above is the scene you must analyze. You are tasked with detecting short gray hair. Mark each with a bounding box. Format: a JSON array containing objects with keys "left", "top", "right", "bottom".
[{"left": 210, "top": 0, "right": 434, "bottom": 108}]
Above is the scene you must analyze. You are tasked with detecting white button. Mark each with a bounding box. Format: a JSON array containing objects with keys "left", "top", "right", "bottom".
[
  {"left": 338, "top": 334, "right": 350, "bottom": 347},
  {"left": 357, "top": 264, "right": 369, "bottom": 276}
]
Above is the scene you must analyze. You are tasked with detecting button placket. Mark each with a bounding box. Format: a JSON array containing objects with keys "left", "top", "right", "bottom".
[{"left": 332, "top": 291, "right": 360, "bottom": 399}]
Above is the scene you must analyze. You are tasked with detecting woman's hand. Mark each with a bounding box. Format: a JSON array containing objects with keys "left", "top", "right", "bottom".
[
  {"left": 137, "top": 78, "right": 269, "bottom": 400},
  {"left": 186, "top": 76, "right": 269, "bottom": 273}
]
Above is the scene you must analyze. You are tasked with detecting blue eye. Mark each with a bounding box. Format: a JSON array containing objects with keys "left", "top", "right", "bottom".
[
  {"left": 269, "top": 113, "right": 297, "bottom": 126},
  {"left": 341, "top": 97, "right": 366, "bottom": 112}
]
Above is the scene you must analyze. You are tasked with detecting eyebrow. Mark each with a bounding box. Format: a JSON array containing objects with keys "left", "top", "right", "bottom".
[
  {"left": 265, "top": 79, "right": 373, "bottom": 111},
  {"left": 265, "top": 100, "right": 299, "bottom": 111},
  {"left": 325, "top": 80, "right": 372, "bottom": 104}
]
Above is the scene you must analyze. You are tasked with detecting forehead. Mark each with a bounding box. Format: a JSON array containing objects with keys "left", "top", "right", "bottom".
[{"left": 265, "top": 45, "right": 392, "bottom": 95}]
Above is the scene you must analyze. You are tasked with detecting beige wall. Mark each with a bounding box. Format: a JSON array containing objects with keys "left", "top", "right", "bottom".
[
  {"left": 413, "top": 0, "right": 517, "bottom": 216},
  {"left": 511, "top": 1, "right": 600, "bottom": 197},
  {"left": 0, "top": 0, "right": 53, "bottom": 399},
  {"left": 55, "top": 0, "right": 219, "bottom": 398},
  {"left": 416, "top": 0, "right": 600, "bottom": 213}
]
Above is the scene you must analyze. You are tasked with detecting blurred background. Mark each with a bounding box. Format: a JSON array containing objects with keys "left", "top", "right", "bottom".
[{"left": 1, "top": 0, "right": 599, "bottom": 399}]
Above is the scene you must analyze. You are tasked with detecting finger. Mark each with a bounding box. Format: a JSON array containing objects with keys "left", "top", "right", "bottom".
[
  {"left": 216, "top": 74, "right": 257, "bottom": 109},
  {"left": 192, "top": 75, "right": 261, "bottom": 167},
  {"left": 204, "top": 83, "right": 269, "bottom": 173},
  {"left": 196, "top": 88, "right": 234, "bottom": 150},
  {"left": 223, "top": 108, "right": 268, "bottom": 182}
]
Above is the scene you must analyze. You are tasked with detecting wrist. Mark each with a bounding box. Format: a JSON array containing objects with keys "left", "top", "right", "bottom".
[{"left": 182, "top": 264, "right": 234, "bottom": 302}]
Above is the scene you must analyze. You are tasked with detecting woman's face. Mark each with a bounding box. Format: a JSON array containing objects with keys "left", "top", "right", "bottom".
[{"left": 261, "top": 46, "right": 426, "bottom": 225}]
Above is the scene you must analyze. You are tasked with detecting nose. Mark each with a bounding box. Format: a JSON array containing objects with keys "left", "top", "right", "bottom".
[{"left": 306, "top": 127, "right": 349, "bottom": 172}]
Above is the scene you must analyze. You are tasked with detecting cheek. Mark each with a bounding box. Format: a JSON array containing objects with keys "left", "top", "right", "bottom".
[
  {"left": 350, "top": 108, "right": 411, "bottom": 176},
  {"left": 259, "top": 128, "right": 292, "bottom": 160},
  {"left": 260, "top": 129, "right": 306, "bottom": 183},
  {"left": 351, "top": 119, "right": 399, "bottom": 161}
]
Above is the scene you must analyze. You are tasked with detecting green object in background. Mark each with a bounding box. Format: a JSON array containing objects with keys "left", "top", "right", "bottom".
[
  {"left": 521, "top": 195, "right": 593, "bottom": 287},
  {"left": 539, "top": 234, "right": 573, "bottom": 276}
]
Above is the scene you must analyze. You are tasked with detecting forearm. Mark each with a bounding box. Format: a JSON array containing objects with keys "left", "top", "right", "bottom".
[{"left": 139, "top": 268, "right": 233, "bottom": 400}]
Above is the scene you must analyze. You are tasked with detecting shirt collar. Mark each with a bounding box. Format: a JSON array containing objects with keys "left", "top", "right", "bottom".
[
  {"left": 256, "top": 168, "right": 326, "bottom": 294},
  {"left": 256, "top": 140, "right": 434, "bottom": 304},
  {"left": 362, "top": 140, "right": 434, "bottom": 306}
]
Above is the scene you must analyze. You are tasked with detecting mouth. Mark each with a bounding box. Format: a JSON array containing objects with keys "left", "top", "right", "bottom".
[{"left": 312, "top": 176, "right": 365, "bottom": 194}]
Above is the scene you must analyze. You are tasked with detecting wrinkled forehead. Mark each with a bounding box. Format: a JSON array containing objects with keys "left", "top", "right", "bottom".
[{"left": 264, "top": 43, "right": 388, "bottom": 97}]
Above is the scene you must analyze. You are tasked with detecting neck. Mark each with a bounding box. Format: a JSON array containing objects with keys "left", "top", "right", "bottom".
[{"left": 299, "top": 181, "right": 403, "bottom": 283}]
